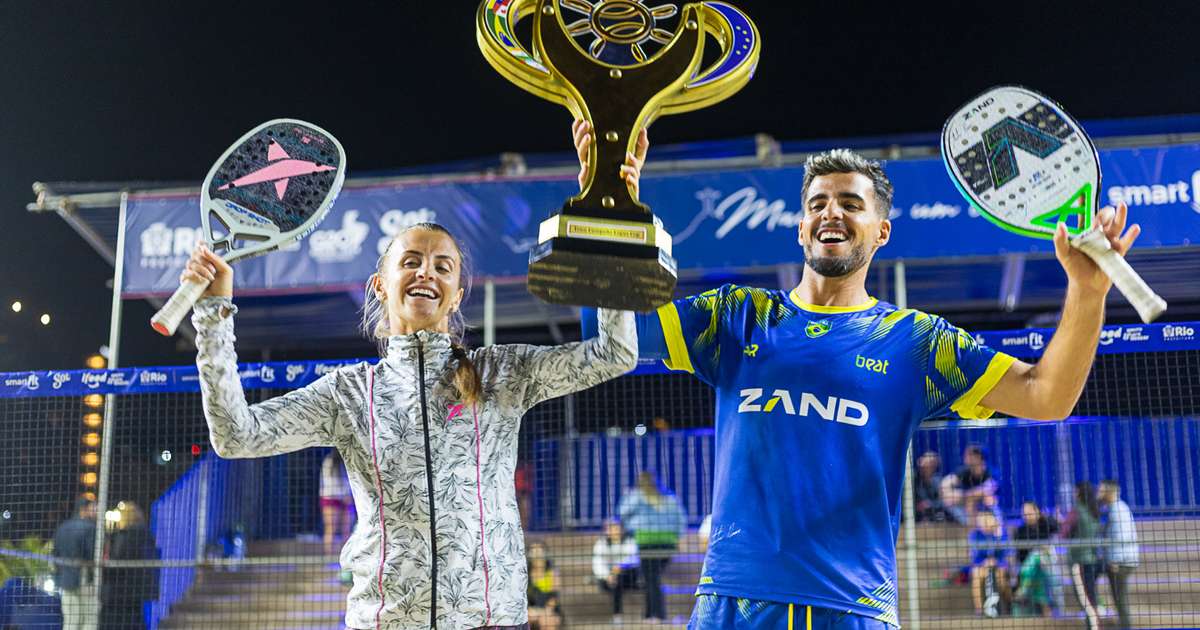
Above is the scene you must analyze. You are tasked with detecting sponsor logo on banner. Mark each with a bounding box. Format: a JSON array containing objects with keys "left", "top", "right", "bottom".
[
  {"left": 286, "top": 364, "right": 307, "bottom": 382},
  {"left": 1001, "top": 331, "right": 1045, "bottom": 351},
  {"left": 377, "top": 208, "right": 438, "bottom": 255},
  {"left": 1122, "top": 327, "right": 1150, "bottom": 342},
  {"left": 52, "top": 372, "right": 72, "bottom": 390},
  {"left": 908, "top": 203, "right": 962, "bottom": 219},
  {"left": 1105, "top": 169, "right": 1199, "bottom": 214},
  {"left": 4, "top": 374, "right": 40, "bottom": 390},
  {"left": 139, "top": 223, "right": 203, "bottom": 270},
  {"left": 1163, "top": 325, "right": 1196, "bottom": 341},
  {"left": 1099, "top": 328, "right": 1122, "bottom": 346},
  {"left": 676, "top": 187, "right": 801, "bottom": 242},
  {"left": 239, "top": 366, "right": 277, "bottom": 383},
  {"left": 309, "top": 210, "right": 370, "bottom": 263},
  {"left": 974, "top": 333, "right": 987, "bottom": 346},
  {"left": 315, "top": 363, "right": 340, "bottom": 376},
  {"left": 82, "top": 372, "right": 107, "bottom": 389},
  {"left": 139, "top": 371, "right": 169, "bottom": 386}
]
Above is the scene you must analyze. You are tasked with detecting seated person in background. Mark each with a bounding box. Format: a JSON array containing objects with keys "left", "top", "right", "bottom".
[
  {"left": 1012, "top": 544, "right": 1055, "bottom": 618},
  {"left": 592, "top": 518, "right": 640, "bottom": 621},
  {"left": 1013, "top": 501, "right": 1059, "bottom": 568},
  {"left": 941, "top": 444, "right": 1000, "bottom": 525},
  {"left": 968, "top": 511, "right": 1012, "bottom": 618},
  {"left": 526, "top": 541, "right": 563, "bottom": 630},
  {"left": 915, "top": 451, "right": 950, "bottom": 522}
]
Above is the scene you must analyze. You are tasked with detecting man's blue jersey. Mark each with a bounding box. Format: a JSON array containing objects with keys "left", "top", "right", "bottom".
[{"left": 639, "top": 284, "right": 1015, "bottom": 626}]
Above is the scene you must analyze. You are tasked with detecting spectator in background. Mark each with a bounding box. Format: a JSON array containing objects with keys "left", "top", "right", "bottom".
[
  {"left": 968, "top": 511, "right": 1011, "bottom": 617},
  {"left": 592, "top": 519, "right": 639, "bottom": 622},
  {"left": 100, "top": 501, "right": 159, "bottom": 630},
  {"left": 515, "top": 461, "right": 533, "bottom": 530},
  {"left": 914, "top": 451, "right": 949, "bottom": 522},
  {"left": 319, "top": 450, "right": 353, "bottom": 558},
  {"left": 941, "top": 444, "right": 999, "bottom": 525},
  {"left": 618, "top": 471, "right": 686, "bottom": 624},
  {"left": 1012, "top": 544, "right": 1055, "bottom": 619},
  {"left": 526, "top": 541, "right": 562, "bottom": 630},
  {"left": 1063, "top": 482, "right": 1103, "bottom": 630},
  {"left": 1013, "top": 501, "right": 1058, "bottom": 568},
  {"left": 1100, "top": 479, "right": 1139, "bottom": 630},
  {"left": 53, "top": 496, "right": 97, "bottom": 630}
]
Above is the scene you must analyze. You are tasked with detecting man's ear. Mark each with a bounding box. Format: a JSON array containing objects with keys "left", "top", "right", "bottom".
[
  {"left": 876, "top": 218, "right": 892, "bottom": 247},
  {"left": 797, "top": 216, "right": 807, "bottom": 247}
]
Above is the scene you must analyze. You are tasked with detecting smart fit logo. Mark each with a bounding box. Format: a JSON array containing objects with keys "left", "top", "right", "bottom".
[{"left": 737, "top": 388, "right": 870, "bottom": 426}]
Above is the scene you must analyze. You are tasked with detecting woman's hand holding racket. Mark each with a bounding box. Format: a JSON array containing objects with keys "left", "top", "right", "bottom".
[{"left": 182, "top": 243, "right": 233, "bottom": 299}]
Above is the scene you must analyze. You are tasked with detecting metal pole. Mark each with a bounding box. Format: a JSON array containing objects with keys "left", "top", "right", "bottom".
[
  {"left": 195, "top": 459, "right": 210, "bottom": 564},
  {"left": 93, "top": 192, "right": 128, "bottom": 614},
  {"left": 895, "top": 260, "right": 922, "bottom": 630},
  {"left": 483, "top": 279, "right": 496, "bottom": 347}
]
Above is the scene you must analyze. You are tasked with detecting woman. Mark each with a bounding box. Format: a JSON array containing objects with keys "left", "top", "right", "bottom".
[
  {"left": 592, "top": 518, "right": 639, "bottom": 621},
  {"left": 525, "top": 542, "right": 562, "bottom": 630},
  {"left": 618, "top": 471, "right": 685, "bottom": 624},
  {"left": 185, "top": 222, "right": 637, "bottom": 630},
  {"left": 1063, "top": 481, "right": 1103, "bottom": 630},
  {"left": 320, "top": 449, "right": 354, "bottom": 557}
]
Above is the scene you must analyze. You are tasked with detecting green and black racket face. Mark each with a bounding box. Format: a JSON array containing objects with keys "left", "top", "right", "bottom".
[
  {"left": 201, "top": 119, "right": 346, "bottom": 261},
  {"left": 941, "top": 85, "right": 1100, "bottom": 240}
]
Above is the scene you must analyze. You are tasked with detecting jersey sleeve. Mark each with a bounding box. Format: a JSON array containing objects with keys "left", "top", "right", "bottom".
[
  {"left": 921, "top": 316, "right": 1016, "bottom": 421},
  {"left": 648, "top": 286, "right": 734, "bottom": 385}
]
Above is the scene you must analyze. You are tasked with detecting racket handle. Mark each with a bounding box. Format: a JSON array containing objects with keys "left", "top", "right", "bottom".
[
  {"left": 1073, "top": 228, "right": 1167, "bottom": 324},
  {"left": 151, "top": 278, "right": 212, "bottom": 336}
]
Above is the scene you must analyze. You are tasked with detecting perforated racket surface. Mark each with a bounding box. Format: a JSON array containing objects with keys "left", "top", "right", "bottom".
[
  {"left": 151, "top": 119, "right": 346, "bottom": 335},
  {"left": 941, "top": 86, "right": 1165, "bottom": 323}
]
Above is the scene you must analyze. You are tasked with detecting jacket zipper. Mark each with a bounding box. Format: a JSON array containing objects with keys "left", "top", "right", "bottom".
[{"left": 415, "top": 335, "right": 438, "bottom": 629}]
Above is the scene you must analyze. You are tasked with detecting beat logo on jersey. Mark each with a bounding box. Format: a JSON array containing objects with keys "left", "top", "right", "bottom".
[
  {"left": 738, "top": 387, "right": 869, "bottom": 426},
  {"left": 806, "top": 319, "right": 832, "bottom": 339}
]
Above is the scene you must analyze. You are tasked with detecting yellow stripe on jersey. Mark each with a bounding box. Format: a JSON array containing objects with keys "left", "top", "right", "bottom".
[
  {"left": 807, "top": 605, "right": 812, "bottom": 629},
  {"left": 787, "top": 604, "right": 794, "bottom": 630},
  {"left": 950, "top": 352, "right": 1017, "bottom": 419},
  {"left": 789, "top": 287, "right": 878, "bottom": 313},
  {"left": 657, "top": 302, "right": 695, "bottom": 374}
]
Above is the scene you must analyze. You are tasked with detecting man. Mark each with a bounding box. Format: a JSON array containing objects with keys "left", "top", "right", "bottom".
[
  {"left": 913, "top": 452, "right": 947, "bottom": 522},
  {"left": 1012, "top": 502, "right": 1058, "bottom": 568},
  {"left": 577, "top": 121, "right": 1140, "bottom": 628},
  {"left": 1100, "top": 479, "right": 1139, "bottom": 629},
  {"left": 940, "top": 444, "right": 1000, "bottom": 525},
  {"left": 53, "top": 497, "right": 97, "bottom": 630}
]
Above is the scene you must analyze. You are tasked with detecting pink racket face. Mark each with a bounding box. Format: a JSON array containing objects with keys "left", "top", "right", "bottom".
[{"left": 201, "top": 119, "right": 346, "bottom": 262}]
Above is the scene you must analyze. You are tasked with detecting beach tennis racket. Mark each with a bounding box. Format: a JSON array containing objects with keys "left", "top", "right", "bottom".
[
  {"left": 941, "top": 85, "right": 1166, "bottom": 323},
  {"left": 150, "top": 119, "right": 346, "bottom": 335}
]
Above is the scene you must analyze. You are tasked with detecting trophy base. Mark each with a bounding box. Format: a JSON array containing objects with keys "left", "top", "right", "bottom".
[{"left": 528, "top": 238, "right": 677, "bottom": 312}]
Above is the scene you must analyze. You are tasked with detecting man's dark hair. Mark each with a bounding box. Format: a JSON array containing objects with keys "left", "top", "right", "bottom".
[
  {"left": 1101, "top": 479, "right": 1121, "bottom": 491},
  {"left": 75, "top": 496, "right": 95, "bottom": 515},
  {"left": 800, "top": 149, "right": 894, "bottom": 217},
  {"left": 965, "top": 444, "right": 986, "bottom": 460}
]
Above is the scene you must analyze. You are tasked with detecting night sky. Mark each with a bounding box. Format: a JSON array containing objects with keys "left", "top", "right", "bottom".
[{"left": 3, "top": 1, "right": 1200, "bottom": 371}]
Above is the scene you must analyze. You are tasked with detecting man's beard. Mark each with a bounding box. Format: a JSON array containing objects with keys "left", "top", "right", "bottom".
[{"left": 803, "top": 241, "right": 869, "bottom": 277}]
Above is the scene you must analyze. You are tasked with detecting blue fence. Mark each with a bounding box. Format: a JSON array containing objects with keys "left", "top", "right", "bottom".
[
  {"left": 147, "top": 454, "right": 261, "bottom": 629},
  {"left": 538, "top": 415, "right": 1200, "bottom": 531}
]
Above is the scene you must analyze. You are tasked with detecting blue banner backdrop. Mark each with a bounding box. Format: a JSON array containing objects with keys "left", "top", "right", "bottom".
[{"left": 122, "top": 144, "right": 1200, "bottom": 296}]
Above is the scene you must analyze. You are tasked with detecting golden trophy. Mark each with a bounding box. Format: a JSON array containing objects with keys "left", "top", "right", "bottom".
[{"left": 477, "top": 0, "right": 760, "bottom": 310}]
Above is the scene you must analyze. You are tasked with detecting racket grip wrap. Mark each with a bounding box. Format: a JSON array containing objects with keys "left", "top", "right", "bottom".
[
  {"left": 151, "top": 278, "right": 212, "bottom": 336},
  {"left": 1073, "top": 229, "right": 1167, "bottom": 324}
]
